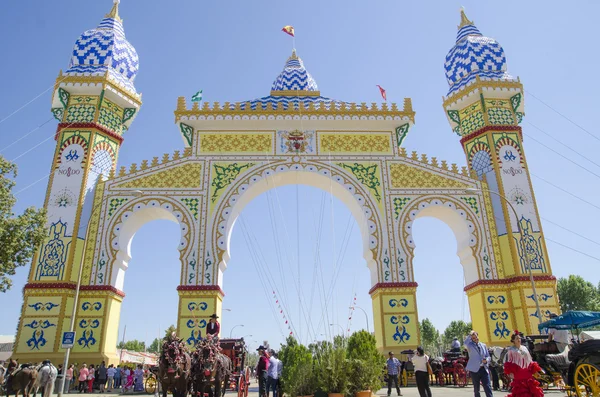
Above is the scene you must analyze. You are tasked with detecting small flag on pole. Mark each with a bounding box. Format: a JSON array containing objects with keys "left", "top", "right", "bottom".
[
  {"left": 191, "top": 90, "right": 203, "bottom": 102},
  {"left": 282, "top": 25, "right": 295, "bottom": 37},
  {"left": 376, "top": 85, "right": 387, "bottom": 101}
]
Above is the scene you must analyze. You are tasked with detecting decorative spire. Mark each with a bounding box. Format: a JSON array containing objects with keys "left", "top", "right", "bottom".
[
  {"left": 106, "top": 0, "right": 122, "bottom": 22},
  {"left": 458, "top": 7, "right": 473, "bottom": 29},
  {"left": 289, "top": 49, "right": 298, "bottom": 61}
]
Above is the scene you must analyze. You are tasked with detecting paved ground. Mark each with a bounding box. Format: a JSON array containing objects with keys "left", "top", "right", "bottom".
[{"left": 58, "top": 385, "right": 568, "bottom": 397}]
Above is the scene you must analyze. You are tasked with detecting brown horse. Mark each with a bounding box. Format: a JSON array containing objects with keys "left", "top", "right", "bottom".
[
  {"left": 158, "top": 352, "right": 191, "bottom": 397},
  {"left": 191, "top": 345, "right": 232, "bottom": 397},
  {"left": 5, "top": 360, "right": 38, "bottom": 397}
]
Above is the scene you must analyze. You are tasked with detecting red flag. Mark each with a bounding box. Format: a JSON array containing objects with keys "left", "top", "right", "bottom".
[
  {"left": 282, "top": 26, "right": 295, "bottom": 37},
  {"left": 376, "top": 85, "right": 387, "bottom": 101},
  {"left": 285, "top": 320, "right": 288, "bottom": 324}
]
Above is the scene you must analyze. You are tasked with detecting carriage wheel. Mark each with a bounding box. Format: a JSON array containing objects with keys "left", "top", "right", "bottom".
[
  {"left": 574, "top": 363, "right": 600, "bottom": 397},
  {"left": 455, "top": 364, "right": 468, "bottom": 388},
  {"left": 145, "top": 376, "right": 157, "bottom": 395},
  {"left": 244, "top": 368, "right": 250, "bottom": 397},
  {"left": 238, "top": 375, "right": 246, "bottom": 397},
  {"left": 436, "top": 370, "right": 445, "bottom": 387}
]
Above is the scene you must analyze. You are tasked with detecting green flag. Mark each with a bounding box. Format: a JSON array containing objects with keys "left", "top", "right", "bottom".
[{"left": 191, "top": 90, "right": 203, "bottom": 102}]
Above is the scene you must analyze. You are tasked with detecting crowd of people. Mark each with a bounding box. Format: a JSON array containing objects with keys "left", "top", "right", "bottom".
[
  {"left": 60, "top": 361, "right": 148, "bottom": 394},
  {"left": 384, "top": 327, "right": 549, "bottom": 397},
  {"left": 255, "top": 344, "right": 282, "bottom": 397}
]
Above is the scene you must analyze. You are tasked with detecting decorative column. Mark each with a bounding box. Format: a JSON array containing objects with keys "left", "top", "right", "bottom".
[
  {"left": 370, "top": 282, "right": 420, "bottom": 353},
  {"left": 177, "top": 286, "right": 224, "bottom": 349}
]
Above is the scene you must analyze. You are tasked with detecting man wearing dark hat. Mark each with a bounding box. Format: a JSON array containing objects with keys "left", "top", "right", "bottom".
[
  {"left": 206, "top": 314, "right": 220, "bottom": 337},
  {"left": 256, "top": 346, "right": 269, "bottom": 397}
]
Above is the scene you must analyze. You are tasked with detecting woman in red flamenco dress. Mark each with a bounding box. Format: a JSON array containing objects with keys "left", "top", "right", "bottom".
[{"left": 503, "top": 331, "right": 544, "bottom": 397}]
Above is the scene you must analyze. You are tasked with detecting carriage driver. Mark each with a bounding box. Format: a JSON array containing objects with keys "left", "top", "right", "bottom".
[
  {"left": 547, "top": 313, "right": 570, "bottom": 352},
  {"left": 206, "top": 314, "right": 220, "bottom": 337}
]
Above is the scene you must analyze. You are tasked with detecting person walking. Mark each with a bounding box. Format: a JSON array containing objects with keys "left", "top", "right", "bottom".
[
  {"left": 386, "top": 352, "right": 402, "bottom": 396},
  {"left": 256, "top": 346, "right": 269, "bottom": 397},
  {"left": 410, "top": 347, "right": 432, "bottom": 397},
  {"left": 107, "top": 364, "right": 115, "bottom": 392},
  {"left": 97, "top": 361, "right": 107, "bottom": 393},
  {"left": 464, "top": 331, "right": 494, "bottom": 397},
  {"left": 266, "top": 350, "right": 280, "bottom": 397},
  {"left": 78, "top": 364, "right": 89, "bottom": 393},
  {"left": 65, "top": 365, "right": 74, "bottom": 394},
  {"left": 87, "top": 365, "right": 95, "bottom": 393},
  {"left": 114, "top": 365, "right": 122, "bottom": 389}
]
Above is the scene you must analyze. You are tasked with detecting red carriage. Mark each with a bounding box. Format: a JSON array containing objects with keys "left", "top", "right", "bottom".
[
  {"left": 430, "top": 350, "right": 469, "bottom": 388},
  {"left": 218, "top": 338, "right": 251, "bottom": 397}
]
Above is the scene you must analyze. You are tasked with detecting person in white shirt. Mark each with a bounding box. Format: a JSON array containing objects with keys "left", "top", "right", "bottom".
[
  {"left": 410, "top": 347, "right": 432, "bottom": 397},
  {"left": 266, "top": 350, "right": 281, "bottom": 397},
  {"left": 547, "top": 313, "right": 571, "bottom": 352}
]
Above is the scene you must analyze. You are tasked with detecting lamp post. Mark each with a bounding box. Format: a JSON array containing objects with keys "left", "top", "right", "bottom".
[
  {"left": 465, "top": 188, "right": 542, "bottom": 326},
  {"left": 57, "top": 190, "right": 144, "bottom": 397},
  {"left": 349, "top": 306, "right": 370, "bottom": 333},
  {"left": 242, "top": 334, "right": 253, "bottom": 340},
  {"left": 230, "top": 324, "right": 244, "bottom": 338}
]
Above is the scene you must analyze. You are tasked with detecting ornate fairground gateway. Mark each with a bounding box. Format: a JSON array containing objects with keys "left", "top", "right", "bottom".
[{"left": 15, "top": 2, "right": 560, "bottom": 363}]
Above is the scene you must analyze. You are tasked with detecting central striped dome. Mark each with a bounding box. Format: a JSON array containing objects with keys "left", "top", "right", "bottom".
[{"left": 270, "top": 50, "right": 319, "bottom": 94}]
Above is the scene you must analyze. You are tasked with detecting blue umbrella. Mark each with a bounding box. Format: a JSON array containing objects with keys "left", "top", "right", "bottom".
[{"left": 538, "top": 311, "right": 600, "bottom": 331}]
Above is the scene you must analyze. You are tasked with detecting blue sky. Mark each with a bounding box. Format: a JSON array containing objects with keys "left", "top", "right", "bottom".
[{"left": 1, "top": 1, "right": 599, "bottom": 350}]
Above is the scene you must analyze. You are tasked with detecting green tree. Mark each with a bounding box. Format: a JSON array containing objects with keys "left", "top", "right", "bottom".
[
  {"left": 346, "top": 330, "right": 384, "bottom": 394},
  {"left": 118, "top": 339, "right": 146, "bottom": 352},
  {"left": 419, "top": 318, "right": 440, "bottom": 356},
  {"left": 246, "top": 351, "right": 258, "bottom": 369},
  {"left": 0, "top": 156, "right": 47, "bottom": 292},
  {"left": 148, "top": 338, "right": 160, "bottom": 353},
  {"left": 163, "top": 324, "right": 177, "bottom": 339},
  {"left": 280, "top": 337, "right": 316, "bottom": 397},
  {"left": 557, "top": 275, "right": 600, "bottom": 312},
  {"left": 442, "top": 320, "right": 472, "bottom": 348}
]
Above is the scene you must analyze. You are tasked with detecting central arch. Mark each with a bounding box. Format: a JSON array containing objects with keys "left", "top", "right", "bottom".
[{"left": 212, "top": 161, "right": 381, "bottom": 288}]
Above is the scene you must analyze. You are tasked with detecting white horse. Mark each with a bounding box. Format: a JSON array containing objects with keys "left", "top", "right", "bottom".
[{"left": 32, "top": 362, "right": 57, "bottom": 397}]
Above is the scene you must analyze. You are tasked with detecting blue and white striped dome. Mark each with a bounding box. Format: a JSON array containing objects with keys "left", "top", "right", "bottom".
[
  {"left": 271, "top": 51, "right": 318, "bottom": 93},
  {"left": 65, "top": 1, "right": 139, "bottom": 93},
  {"left": 444, "top": 10, "right": 513, "bottom": 95}
]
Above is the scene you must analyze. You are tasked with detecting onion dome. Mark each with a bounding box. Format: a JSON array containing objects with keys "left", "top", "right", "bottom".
[
  {"left": 270, "top": 50, "right": 319, "bottom": 94},
  {"left": 444, "top": 9, "right": 513, "bottom": 95},
  {"left": 232, "top": 50, "right": 348, "bottom": 111},
  {"left": 64, "top": 0, "right": 139, "bottom": 94}
]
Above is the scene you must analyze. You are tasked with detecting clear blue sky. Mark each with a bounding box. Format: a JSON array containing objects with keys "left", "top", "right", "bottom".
[{"left": 1, "top": 1, "right": 599, "bottom": 350}]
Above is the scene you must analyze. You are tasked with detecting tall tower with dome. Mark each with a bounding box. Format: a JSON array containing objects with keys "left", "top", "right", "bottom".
[
  {"left": 13, "top": 4, "right": 560, "bottom": 364},
  {"left": 443, "top": 10, "right": 557, "bottom": 331},
  {"left": 14, "top": 0, "right": 141, "bottom": 362}
]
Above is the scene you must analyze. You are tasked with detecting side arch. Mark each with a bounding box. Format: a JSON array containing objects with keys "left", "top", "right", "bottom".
[
  {"left": 90, "top": 197, "right": 196, "bottom": 291},
  {"left": 397, "top": 195, "right": 498, "bottom": 285},
  {"left": 207, "top": 160, "right": 386, "bottom": 288}
]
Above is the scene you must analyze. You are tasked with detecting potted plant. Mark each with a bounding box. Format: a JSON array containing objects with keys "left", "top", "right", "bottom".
[
  {"left": 313, "top": 337, "right": 349, "bottom": 397},
  {"left": 347, "top": 331, "right": 385, "bottom": 397},
  {"left": 281, "top": 337, "right": 316, "bottom": 397}
]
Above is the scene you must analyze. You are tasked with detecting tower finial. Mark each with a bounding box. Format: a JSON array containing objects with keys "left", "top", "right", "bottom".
[
  {"left": 458, "top": 6, "right": 473, "bottom": 29},
  {"left": 106, "top": 0, "right": 122, "bottom": 21}
]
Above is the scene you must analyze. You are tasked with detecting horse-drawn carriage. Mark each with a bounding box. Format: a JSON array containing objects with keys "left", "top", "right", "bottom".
[
  {"left": 217, "top": 338, "right": 250, "bottom": 397},
  {"left": 429, "top": 349, "right": 469, "bottom": 387},
  {"left": 536, "top": 310, "right": 600, "bottom": 396}
]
